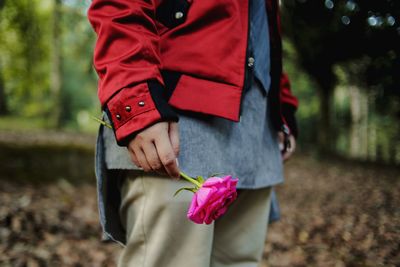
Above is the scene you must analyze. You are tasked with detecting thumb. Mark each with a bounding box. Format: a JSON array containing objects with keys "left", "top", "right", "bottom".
[{"left": 168, "top": 122, "right": 180, "bottom": 157}]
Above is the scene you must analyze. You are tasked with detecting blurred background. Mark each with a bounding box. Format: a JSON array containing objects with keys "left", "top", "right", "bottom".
[{"left": 0, "top": 0, "right": 399, "bottom": 266}]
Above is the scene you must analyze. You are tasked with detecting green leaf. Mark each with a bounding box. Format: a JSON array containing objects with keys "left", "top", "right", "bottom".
[
  {"left": 91, "top": 115, "right": 112, "bottom": 129},
  {"left": 173, "top": 187, "right": 196, "bottom": 197}
]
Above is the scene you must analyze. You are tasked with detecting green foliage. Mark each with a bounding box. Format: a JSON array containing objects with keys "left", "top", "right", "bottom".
[
  {"left": 0, "top": 0, "right": 98, "bottom": 131},
  {"left": 0, "top": 115, "right": 49, "bottom": 130},
  {"left": 0, "top": 0, "right": 52, "bottom": 117},
  {"left": 283, "top": 39, "right": 319, "bottom": 146},
  {"left": 60, "top": 3, "right": 98, "bottom": 127}
]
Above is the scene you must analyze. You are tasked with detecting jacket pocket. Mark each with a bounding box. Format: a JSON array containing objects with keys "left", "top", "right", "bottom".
[{"left": 155, "top": 0, "right": 191, "bottom": 31}]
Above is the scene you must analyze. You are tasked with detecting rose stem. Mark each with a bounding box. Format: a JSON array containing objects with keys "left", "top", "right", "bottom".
[{"left": 179, "top": 171, "right": 202, "bottom": 188}]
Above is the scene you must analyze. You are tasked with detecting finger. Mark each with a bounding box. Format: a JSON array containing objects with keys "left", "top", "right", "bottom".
[
  {"left": 282, "top": 150, "right": 292, "bottom": 161},
  {"left": 141, "top": 141, "right": 163, "bottom": 173},
  {"left": 127, "top": 148, "right": 141, "bottom": 168},
  {"left": 168, "top": 122, "right": 180, "bottom": 157},
  {"left": 278, "top": 132, "right": 285, "bottom": 152},
  {"left": 154, "top": 134, "right": 180, "bottom": 179},
  {"left": 133, "top": 146, "right": 152, "bottom": 172},
  {"left": 282, "top": 138, "right": 296, "bottom": 161},
  {"left": 278, "top": 132, "right": 284, "bottom": 143}
]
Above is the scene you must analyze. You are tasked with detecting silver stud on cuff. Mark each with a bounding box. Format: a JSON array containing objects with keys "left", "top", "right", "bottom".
[
  {"left": 175, "top": 11, "right": 184, "bottom": 19},
  {"left": 125, "top": 106, "right": 131, "bottom": 112},
  {"left": 138, "top": 101, "right": 145, "bottom": 107},
  {"left": 116, "top": 114, "right": 121, "bottom": 120}
]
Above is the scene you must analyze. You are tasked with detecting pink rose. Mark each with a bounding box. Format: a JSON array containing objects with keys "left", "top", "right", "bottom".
[{"left": 187, "top": 175, "right": 238, "bottom": 224}]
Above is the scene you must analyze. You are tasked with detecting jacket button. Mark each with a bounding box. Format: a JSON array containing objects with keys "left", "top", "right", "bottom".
[
  {"left": 125, "top": 106, "right": 131, "bottom": 112},
  {"left": 138, "top": 101, "right": 145, "bottom": 107},
  {"left": 116, "top": 114, "right": 121, "bottom": 120},
  {"left": 247, "top": 57, "right": 255, "bottom": 67},
  {"left": 175, "top": 11, "right": 184, "bottom": 19}
]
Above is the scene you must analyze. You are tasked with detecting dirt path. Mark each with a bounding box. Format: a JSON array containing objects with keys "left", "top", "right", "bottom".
[{"left": 0, "top": 154, "right": 399, "bottom": 267}]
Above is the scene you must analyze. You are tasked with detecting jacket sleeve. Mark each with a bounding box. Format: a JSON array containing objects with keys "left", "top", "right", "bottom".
[
  {"left": 280, "top": 72, "right": 299, "bottom": 138},
  {"left": 88, "top": 0, "right": 178, "bottom": 146}
]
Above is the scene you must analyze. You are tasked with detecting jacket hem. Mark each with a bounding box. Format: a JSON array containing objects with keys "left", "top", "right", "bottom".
[{"left": 168, "top": 73, "right": 243, "bottom": 122}]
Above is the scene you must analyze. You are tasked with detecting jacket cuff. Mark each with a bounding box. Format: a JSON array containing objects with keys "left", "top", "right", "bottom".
[
  {"left": 105, "top": 81, "right": 179, "bottom": 146},
  {"left": 281, "top": 103, "right": 298, "bottom": 139}
]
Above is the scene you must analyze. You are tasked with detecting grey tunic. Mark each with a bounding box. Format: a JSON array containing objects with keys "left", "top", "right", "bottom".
[{"left": 101, "top": 0, "right": 284, "bottom": 189}]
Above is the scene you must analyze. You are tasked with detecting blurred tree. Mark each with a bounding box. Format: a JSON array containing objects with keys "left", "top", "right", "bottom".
[
  {"left": 0, "top": 0, "right": 97, "bottom": 130},
  {"left": 282, "top": 0, "right": 400, "bottom": 154},
  {"left": 0, "top": 0, "right": 51, "bottom": 118},
  {"left": 51, "top": 0, "right": 63, "bottom": 127},
  {"left": 282, "top": 40, "right": 320, "bottom": 149},
  {"left": 0, "top": 64, "right": 7, "bottom": 115},
  {"left": 0, "top": 1, "right": 7, "bottom": 115},
  {"left": 59, "top": 0, "right": 98, "bottom": 129}
]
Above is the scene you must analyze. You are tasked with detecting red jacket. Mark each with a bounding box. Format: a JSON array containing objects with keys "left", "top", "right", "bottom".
[{"left": 88, "top": 0, "right": 298, "bottom": 145}]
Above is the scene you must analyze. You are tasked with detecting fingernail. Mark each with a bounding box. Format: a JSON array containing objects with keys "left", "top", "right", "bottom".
[{"left": 176, "top": 158, "right": 179, "bottom": 167}]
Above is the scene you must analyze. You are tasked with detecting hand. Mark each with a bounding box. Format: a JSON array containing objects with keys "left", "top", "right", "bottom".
[
  {"left": 278, "top": 132, "right": 296, "bottom": 162},
  {"left": 127, "top": 121, "right": 180, "bottom": 179}
]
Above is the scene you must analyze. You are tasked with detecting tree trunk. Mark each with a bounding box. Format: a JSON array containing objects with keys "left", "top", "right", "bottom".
[
  {"left": 349, "top": 85, "right": 368, "bottom": 159},
  {"left": 0, "top": 67, "right": 8, "bottom": 115},
  {"left": 367, "top": 92, "right": 377, "bottom": 162},
  {"left": 367, "top": 118, "right": 377, "bottom": 162},
  {"left": 317, "top": 87, "right": 334, "bottom": 154},
  {"left": 50, "top": 0, "right": 62, "bottom": 128}
]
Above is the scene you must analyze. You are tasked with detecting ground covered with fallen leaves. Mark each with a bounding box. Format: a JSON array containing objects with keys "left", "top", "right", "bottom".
[
  {"left": 0, "top": 153, "right": 399, "bottom": 267},
  {"left": 264, "top": 155, "right": 400, "bottom": 267}
]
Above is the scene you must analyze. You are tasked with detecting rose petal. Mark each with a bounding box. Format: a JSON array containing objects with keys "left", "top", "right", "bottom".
[
  {"left": 202, "top": 177, "right": 223, "bottom": 187},
  {"left": 187, "top": 175, "right": 239, "bottom": 224}
]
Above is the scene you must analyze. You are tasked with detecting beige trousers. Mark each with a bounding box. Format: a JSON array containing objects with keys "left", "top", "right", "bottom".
[{"left": 118, "top": 171, "right": 272, "bottom": 267}]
